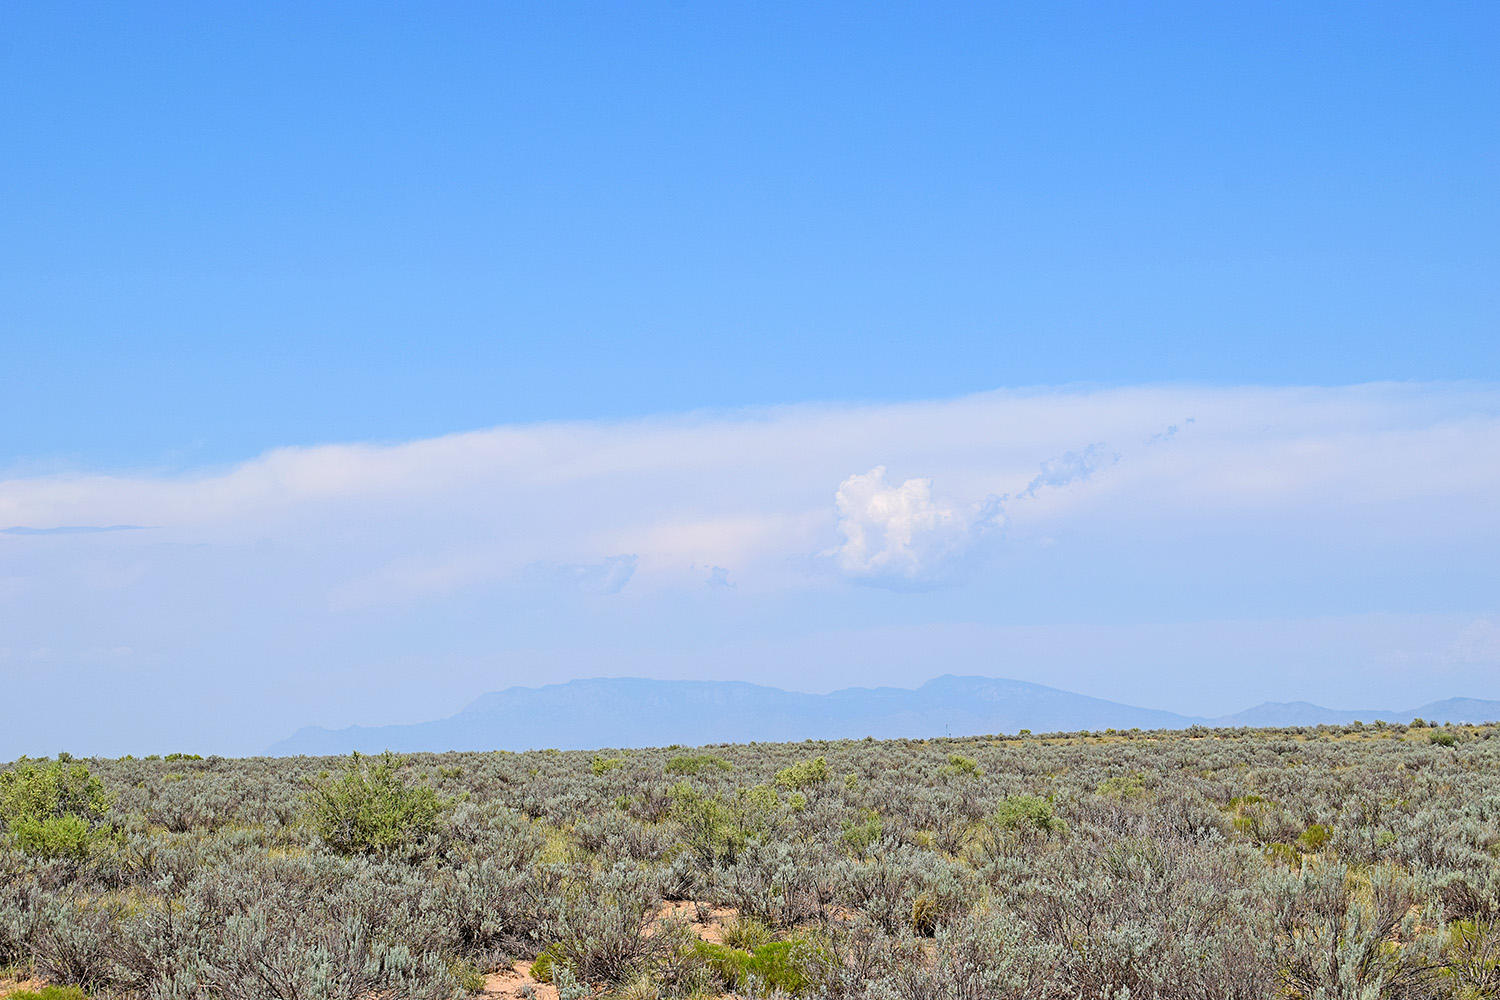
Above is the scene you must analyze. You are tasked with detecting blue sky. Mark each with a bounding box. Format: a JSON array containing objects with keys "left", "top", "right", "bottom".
[
  {"left": 5, "top": 2, "right": 1497, "bottom": 468},
  {"left": 2, "top": 4, "right": 1498, "bottom": 756}
]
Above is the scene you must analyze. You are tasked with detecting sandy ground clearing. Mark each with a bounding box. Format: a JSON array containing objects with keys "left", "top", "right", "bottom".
[
  {"left": 652, "top": 899, "right": 740, "bottom": 944},
  {"left": 479, "top": 899, "right": 744, "bottom": 998},
  {"left": 480, "top": 959, "right": 561, "bottom": 999}
]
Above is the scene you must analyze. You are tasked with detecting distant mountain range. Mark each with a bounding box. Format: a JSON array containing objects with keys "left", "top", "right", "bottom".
[{"left": 266, "top": 676, "right": 1500, "bottom": 756}]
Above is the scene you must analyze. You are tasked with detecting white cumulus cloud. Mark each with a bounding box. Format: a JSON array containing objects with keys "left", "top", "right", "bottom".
[{"left": 832, "top": 467, "right": 1002, "bottom": 586}]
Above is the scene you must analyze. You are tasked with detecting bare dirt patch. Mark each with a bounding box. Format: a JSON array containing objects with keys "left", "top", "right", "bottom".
[
  {"left": 480, "top": 960, "right": 560, "bottom": 999},
  {"left": 652, "top": 899, "right": 740, "bottom": 944}
]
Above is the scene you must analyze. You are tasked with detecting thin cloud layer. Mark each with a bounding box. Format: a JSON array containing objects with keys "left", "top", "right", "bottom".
[
  {"left": 2, "top": 382, "right": 1498, "bottom": 756},
  {"left": 1, "top": 524, "right": 148, "bottom": 535},
  {"left": 549, "top": 554, "right": 639, "bottom": 595}
]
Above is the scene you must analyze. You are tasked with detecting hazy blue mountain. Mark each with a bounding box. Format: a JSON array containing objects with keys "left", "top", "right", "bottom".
[
  {"left": 267, "top": 675, "right": 1199, "bottom": 755},
  {"left": 267, "top": 676, "right": 1500, "bottom": 755},
  {"left": 1212, "top": 701, "right": 1386, "bottom": 727},
  {"left": 1216, "top": 697, "right": 1500, "bottom": 727},
  {"left": 1410, "top": 698, "right": 1500, "bottom": 724}
]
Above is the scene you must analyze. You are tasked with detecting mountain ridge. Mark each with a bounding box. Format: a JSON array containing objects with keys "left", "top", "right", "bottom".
[{"left": 266, "top": 675, "right": 1500, "bottom": 756}]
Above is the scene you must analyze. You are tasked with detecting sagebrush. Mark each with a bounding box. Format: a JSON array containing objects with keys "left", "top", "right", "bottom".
[{"left": 2, "top": 720, "right": 1499, "bottom": 998}]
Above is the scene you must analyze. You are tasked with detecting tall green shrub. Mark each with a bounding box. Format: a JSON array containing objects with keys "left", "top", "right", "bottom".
[
  {"left": 0, "top": 757, "right": 111, "bottom": 859},
  {"left": 774, "top": 756, "right": 829, "bottom": 790},
  {"left": 303, "top": 752, "right": 448, "bottom": 856},
  {"left": 990, "top": 794, "right": 1063, "bottom": 835},
  {"left": 670, "top": 783, "right": 746, "bottom": 866}
]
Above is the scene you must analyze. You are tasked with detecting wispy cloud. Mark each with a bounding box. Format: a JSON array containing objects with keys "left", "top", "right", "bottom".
[
  {"left": 2, "top": 524, "right": 149, "bottom": 536},
  {"left": 1146, "top": 417, "right": 1195, "bottom": 445},
  {"left": 1015, "top": 443, "right": 1118, "bottom": 499},
  {"left": 544, "top": 554, "right": 639, "bottom": 595}
]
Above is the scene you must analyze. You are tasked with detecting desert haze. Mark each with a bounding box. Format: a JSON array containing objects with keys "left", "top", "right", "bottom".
[{"left": 271, "top": 675, "right": 1500, "bottom": 755}]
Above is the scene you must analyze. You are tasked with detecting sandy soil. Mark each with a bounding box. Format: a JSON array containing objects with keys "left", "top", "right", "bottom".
[
  {"left": 477, "top": 900, "right": 740, "bottom": 998},
  {"left": 652, "top": 899, "right": 740, "bottom": 944},
  {"left": 480, "top": 959, "right": 560, "bottom": 999}
]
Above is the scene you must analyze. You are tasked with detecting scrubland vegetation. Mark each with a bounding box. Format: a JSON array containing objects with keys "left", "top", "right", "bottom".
[{"left": 3, "top": 720, "right": 1500, "bottom": 999}]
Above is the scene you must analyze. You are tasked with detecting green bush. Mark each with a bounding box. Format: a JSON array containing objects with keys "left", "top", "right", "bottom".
[
  {"left": 990, "top": 794, "right": 1063, "bottom": 835},
  {"left": 0, "top": 757, "right": 111, "bottom": 859},
  {"left": 941, "top": 754, "right": 983, "bottom": 778},
  {"left": 529, "top": 943, "right": 564, "bottom": 983},
  {"left": 670, "top": 783, "right": 747, "bottom": 866},
  {"left": 841, "top": 810, "right": 883, "bottom": 855},
  {"left": 449, "top": 958, "right": 485, "bottom": 992},
  {"left": 1430, "top": 729, "right": 1458, "bottom": 747},
  {"left": 10, "top": 988, "right": 89, "bottom": 1000},
  {"left": 693, "top": 939, "right": 815, "bottom": 995},
  {"left": 774, "top": 756, "right": 829, "bottom": 790},
  {"left": 738, "top": 783, "right": 779, "bottom": 812},
  {"left": 1096, "top": 772, "right": 1146, "bottom": 798},
  {"left": 1265, "top": 842, "right": 1301, "bottom": 867},
  {"left": 664, "top": 754, "right": 732, "bottom": 775},
  {"left": 9, "top": 812, "right": 98, "bottom": 859},
  {"left": 1297, "top": 823, "right": 1333, "bottom": 852},
  {"left": 721, "top": 916, "right": 773, "bottom": 951},
  {"left": 303, "top": 751, "right": 448, "bottom": 856},
  {"left": 592, "top": 756, "right": 625, "bottom": 775}
]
